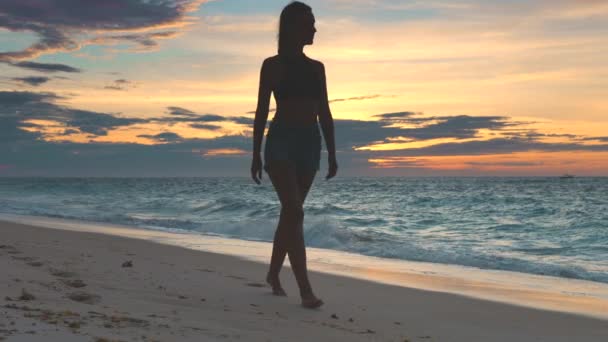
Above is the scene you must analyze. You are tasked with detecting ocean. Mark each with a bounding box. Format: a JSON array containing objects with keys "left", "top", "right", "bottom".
[{"left": 1, "top": 177, "right": 606, "bottom": 284}]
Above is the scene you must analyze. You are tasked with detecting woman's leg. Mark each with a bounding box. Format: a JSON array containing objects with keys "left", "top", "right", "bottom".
[
  {"left": 267, "top": 206, "right": 289, "bottom": 295},
  {"left": 266, "top": 164, "right": 316, "bottom": 295},
  {"left": 266, "top": 161, "right": 322, "bottom": 307}
]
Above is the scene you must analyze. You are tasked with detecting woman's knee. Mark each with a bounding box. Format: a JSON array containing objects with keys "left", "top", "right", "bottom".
[{"left": 281, "top": 205, "right": 304, "bottom": 222}]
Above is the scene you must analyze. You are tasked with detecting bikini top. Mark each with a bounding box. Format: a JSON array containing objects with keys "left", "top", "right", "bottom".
[{"left": 273, "top": 53, "right": 322, "bottom": 101}]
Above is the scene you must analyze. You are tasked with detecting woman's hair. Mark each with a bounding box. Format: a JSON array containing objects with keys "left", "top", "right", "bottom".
[{"left": 277, "top": 1, "right": 312, "bottom": 55}]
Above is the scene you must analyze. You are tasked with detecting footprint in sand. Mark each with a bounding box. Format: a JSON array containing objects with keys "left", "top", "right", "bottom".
[
  {"left": 26, "top": 261, "right": 44, "bottom": 267},
  {"left": 245, "top": 282, "right": 266, "bottom": 288},
  {"left": 11, "top": 256, "right": 37, "bottom": 262},
  {"left": 49, "top": 268, "right": 78, "bottom": 278},
  {"left": 18, "top": 288, "right": 36, "bottom": 301},
  {"left": 4, "top": 246, "right": 22, "bottom": 255},
  {"left": 60, "top": 279, "right": 87, "bottom": 288},
  {"left": 67, "top": 291, "right": 101, "bottom": 305},
  {"left": 226, "top": 275, "right": 247, "bottom": 280},
  {"left": 107, "top": 315, "right": 149, "bottom": 328}
]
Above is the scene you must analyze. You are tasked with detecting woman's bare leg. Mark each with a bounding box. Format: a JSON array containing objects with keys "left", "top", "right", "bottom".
[
  {"left": 266, "top": 164, "right": 316, "bottom": 296},
  {"left": 267, "top": 208, "right": 289, "bottom": 296},
  {"left": 266, "top": 161, "right": 322, "bottom": 308}
]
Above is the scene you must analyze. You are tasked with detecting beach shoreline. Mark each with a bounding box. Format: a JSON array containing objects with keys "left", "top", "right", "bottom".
[{"left": 1, "top": 215, "right": 607, "bottom": 341}]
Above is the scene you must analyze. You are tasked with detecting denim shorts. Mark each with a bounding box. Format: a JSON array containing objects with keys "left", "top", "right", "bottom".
[{"left": 263, "top": 119, "right": 322, "bottom": 174}]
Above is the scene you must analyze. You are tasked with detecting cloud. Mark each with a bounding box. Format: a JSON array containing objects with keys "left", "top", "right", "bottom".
[
  {"left": 0, "top": 95, "right": 249, "bottom": 142},
  {"left": 103, "top": 79, "right": 134, "bottom": 91},
  {"left": 389, "top": 115, "right": 519, "bottom": 140},
  {"left": 327, "top": 0, "right": 474, "bottom": 11},
  {"left": 202, "top": 148, "right": 248, "bottom": 156},
  {"left": 372, "top": 112, "right": 418, "bottom": 120},
  {"left": 11, "top": 76, "right": 51, "bottom": 86},
  {"left": 7, "top": 61, "right": 81, "bottom": 73},
  {"left": 582, "top": 136, "right": 608, "bottom": 142},
  {"left": 2, "top": 93, "right": 603, "bottom": 158},
  {"left": 190, "top": 123, "right": 222, "bottom": 131},
  {"left": 63, "top": 109, "right": 145, "bottom": 136},
  {"left": 168, "top": 106, "right": 198, "bottom": 117},
  {"left": 230, "top": 116, "right": 254, "bottom": 125},
  {"left": 103, "top": 86, "right": 123, "bottom": 91},
  {"left": 0, "top": 117, "right": 42, "bottom": 143},
  {"left": 334, "top": 112, "right": 520, "bottom": 149},
  {"left": 0, "top": 91, "right": 61, "bottom": 106},
  {"left": 137, "top": 132, "right": 183, "bottom": 143},
  {"left": 154, "top": 113, "right": 227, "bottom": 124},
  {"left": 3, "top": 91, "right": 608, "bottom": 176},
  {"left": 0, "top": 91, "right": 145, "bottom": 136},
  {"left": 88, "top": 30, "right": 183, "bottom": 52},
  {"left": 333, "top": 119, "right": 406, "bottom": 149},
  {"left": 466, "top": 161, "right": 544, "bottom": 167},
  {"left": 370, "top": 137, "right": 608, "bottom": 157},
  {"left": 328, "top": 94, "right": 385, "bottom": 103},
  {"left": 0, "top": 16, "right": 76, "bottom": 61},
  {"left": 155, "top": 106, "right": 253, "bottom": 125},
  {"left": 59, "top": 129, "right": 80, "bottom": 136},
  {"left": 245, "top": 108, "right": 276, "bottom": 115},
  {"left": 0, "top": 0, "right": 206, "bottom": 68},
  {"left": 246, "top": 94, "right": 390, "bottom": 114},
  {"left": 0, "top": 136, "right": 254, "bottom": 177}
]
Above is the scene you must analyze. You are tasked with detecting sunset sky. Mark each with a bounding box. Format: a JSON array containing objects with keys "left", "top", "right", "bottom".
[{"left": 1, "top": 0, "right": 607, "bottom": 177}]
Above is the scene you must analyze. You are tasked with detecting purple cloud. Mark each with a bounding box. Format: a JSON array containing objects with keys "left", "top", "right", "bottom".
[{"left": 0, "top": 0, "right": 206, "bottom": 70}]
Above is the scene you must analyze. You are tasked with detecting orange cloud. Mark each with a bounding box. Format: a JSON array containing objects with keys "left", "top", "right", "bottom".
[
  {"left": 201, "top": 148, "right": 248, "bottom": 157},
  {"left": 368, "top": 151, "right": 608, "bottom": 175}
]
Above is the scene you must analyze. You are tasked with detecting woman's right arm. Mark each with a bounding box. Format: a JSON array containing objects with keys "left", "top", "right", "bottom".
[
  {"left": 251, "top": 58, "right": 272, "bottom": 184},
  {"left": 252, "top": 58, "right": 271, "bottom": 156}
]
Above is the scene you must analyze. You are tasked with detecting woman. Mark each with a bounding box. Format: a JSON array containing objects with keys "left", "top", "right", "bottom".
[{"left": 250, "top": 1, "right": 338, "bottom": 309}]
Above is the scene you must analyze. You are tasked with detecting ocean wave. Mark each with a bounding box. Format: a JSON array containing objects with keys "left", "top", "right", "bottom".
[{"left": 1, "top": 177, "right": 607, "bottom": 284}]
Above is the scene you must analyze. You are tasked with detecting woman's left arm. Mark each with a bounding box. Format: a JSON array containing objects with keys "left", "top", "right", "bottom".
[{"left": 317, "top": 62, "right": 338, "bottom": 179}]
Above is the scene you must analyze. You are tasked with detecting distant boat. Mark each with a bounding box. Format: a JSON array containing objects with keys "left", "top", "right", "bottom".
[{"left": 559, "top": 174, "right": 575, "bottom": 179}]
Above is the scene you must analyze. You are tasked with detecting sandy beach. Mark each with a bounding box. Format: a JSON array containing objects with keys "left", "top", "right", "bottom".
[{"left": 1, "top": 217, "right": 608, "bottom": 341}]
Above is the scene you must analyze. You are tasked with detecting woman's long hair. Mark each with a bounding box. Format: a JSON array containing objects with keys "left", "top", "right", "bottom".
[{"left": 277, "top": 1, "right": 312, "bottom": 56}]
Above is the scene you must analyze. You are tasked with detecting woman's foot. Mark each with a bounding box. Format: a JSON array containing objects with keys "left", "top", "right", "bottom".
[
  {"left": 266, "top": 273, "right": 287, "bottom": 296},
  {"left": 301, "top": 293, "right": 324, "bottom": 309}
]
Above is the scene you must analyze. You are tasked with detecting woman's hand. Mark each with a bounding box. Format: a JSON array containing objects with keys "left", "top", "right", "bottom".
[
  {"left": 326, "top": 154, "right": 338, "bottom": 180},
  {"left": 251, "top": 154, "right": 263, "bottom": 184}
]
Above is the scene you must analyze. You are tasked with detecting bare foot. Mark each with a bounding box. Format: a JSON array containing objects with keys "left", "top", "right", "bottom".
[
  {"left": 266, "top": 273, "right": 287, "bottom": 296},
  {"left": 301, "top": 294, "right": 324, "bottom": 309}
]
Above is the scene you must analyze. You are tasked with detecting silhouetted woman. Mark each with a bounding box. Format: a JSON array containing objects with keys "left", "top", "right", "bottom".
[{"left": 250, "top": 1, "right": 337, "bottom": 309}]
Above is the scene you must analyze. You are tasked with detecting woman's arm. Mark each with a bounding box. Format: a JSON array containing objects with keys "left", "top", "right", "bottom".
[
  {"left": 252, "top": 58, "right": 272, "bottom": 156},
  {"left": 317, "top": 62, "right": 338, "bottom": 179},
  {"left": 317, "top": 62, "right": 336, "bottom": 159}
]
